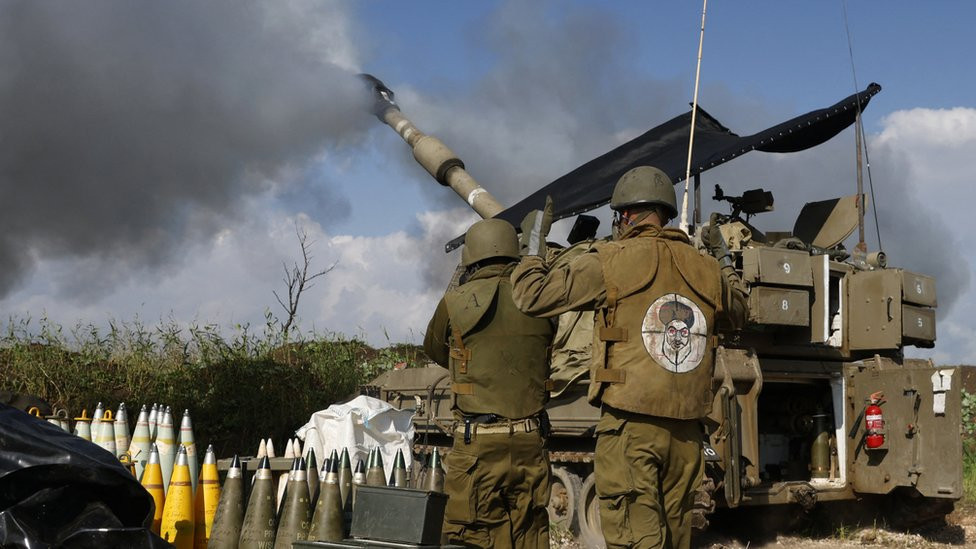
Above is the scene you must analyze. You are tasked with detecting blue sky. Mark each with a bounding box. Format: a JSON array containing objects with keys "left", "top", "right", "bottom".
[
  {"left": 1, "top": 1, "right": 973, "bottom": 364},
  {"left": 356, "top": 1, "right": 974, "bottom": 126},
  {"left": 329, "top": 1, "right": 976, "bottom": 235}
]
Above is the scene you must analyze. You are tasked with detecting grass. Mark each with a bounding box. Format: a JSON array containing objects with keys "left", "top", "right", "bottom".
[
  {"left": 0, "top": 314, "right": 428, "bottom": 457},
  {"left": 963, "top": 389, "right": 976, "bottom": 505},
  {"left": 964, "top": 439, "right": 976, "bottom": 506}
]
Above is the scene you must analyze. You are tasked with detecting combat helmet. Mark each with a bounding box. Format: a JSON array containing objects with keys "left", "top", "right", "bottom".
[
  {"left": 461, "top": 218, "right": 519, "bottom": 267},
  {"left": 609, "top": 166, "right": 677, "bottom": 219}
]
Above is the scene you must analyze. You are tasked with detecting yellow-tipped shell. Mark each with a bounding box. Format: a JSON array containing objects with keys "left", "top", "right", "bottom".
[
  {"left": 141, "top": 445, "right": 165, "bottom": 534},
  {"left": 160, "top": 447, "right": 194, "bottom": 549},
  {"left": 193, "top": 445, "right": 220, "bottom": 549}
]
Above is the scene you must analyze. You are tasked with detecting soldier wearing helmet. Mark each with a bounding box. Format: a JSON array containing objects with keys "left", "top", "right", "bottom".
[
  {"left": 424, "top": 217, "right": 555, "bottom": 549},
  {"left": 511, "top": 166, "right": 746, "bottom": 549}
]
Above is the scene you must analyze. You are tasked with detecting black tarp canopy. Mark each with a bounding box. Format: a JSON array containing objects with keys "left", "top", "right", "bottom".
[{"left": 446, "top": 83, "right": 881, "bottom": 251}]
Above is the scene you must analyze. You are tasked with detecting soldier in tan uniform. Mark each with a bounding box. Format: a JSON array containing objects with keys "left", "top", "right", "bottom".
[
  {"left": 511, "top": 166, "right": 746, "bottom": 549},
  {"left": 424, "top": 218, "right": 555, "bottom": 549}
]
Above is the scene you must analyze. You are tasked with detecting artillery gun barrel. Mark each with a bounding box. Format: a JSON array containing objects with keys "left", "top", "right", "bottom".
[{"left": 360, "top": 73, "right": 504, "bottom": 220}]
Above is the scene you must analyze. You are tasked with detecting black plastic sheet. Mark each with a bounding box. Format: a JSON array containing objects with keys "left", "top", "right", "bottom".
[{"left": 0, "top": 403, "right": 169, "bottom": 548}]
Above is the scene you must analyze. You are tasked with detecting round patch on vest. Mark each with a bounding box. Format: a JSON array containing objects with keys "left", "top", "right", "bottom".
[{"left": 641, "top": 293, "right": 707, "bottom": 373}]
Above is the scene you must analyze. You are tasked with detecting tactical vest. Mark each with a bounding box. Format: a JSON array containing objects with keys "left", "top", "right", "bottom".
[
  {"left": 588, "top": 229, "right": 721, "bottom": 419},
  {"left": 547, "top": 241, "right": 597, "bottom": 398},
  {"left": 445, "top": 266, "right": 554, "bottom": 419}
]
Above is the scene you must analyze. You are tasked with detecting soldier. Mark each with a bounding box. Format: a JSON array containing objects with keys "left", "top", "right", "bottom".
[
  {"left": 424, "top": 218, "right": 555, "bottom": 549},
  {"left": 510, "top": 166, "right": 746, "bottom": 549}
]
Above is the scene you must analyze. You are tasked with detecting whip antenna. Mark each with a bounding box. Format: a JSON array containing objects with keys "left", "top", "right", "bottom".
[
  {"left": 679, "top": 0, "right": 708, "bottom": 234},
  {"left": 842, "top": 0, "right": 883, "bottom": 253}
]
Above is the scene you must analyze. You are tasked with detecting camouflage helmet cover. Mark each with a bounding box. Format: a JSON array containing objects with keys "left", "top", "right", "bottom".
[
  {"left": 609, "top": 166, "right": 677, "bottom": 218},
  {"left": 461, "top": 218, "right": 519, "bottom": 267}
]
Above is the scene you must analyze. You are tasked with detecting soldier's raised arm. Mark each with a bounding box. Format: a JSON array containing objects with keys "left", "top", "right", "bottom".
[
  {"left": 717, "top": 274, "right": 748, "bottom": 331},
  {"left": 422, "top": 298, "right": 450, "bottom": 367},
  {"left": 510, "top": 196, "right": 607, "bottom": 317},
  {"left": 511, "top": 253, "right": 606, "bottom": 317},
  {"left": 701, "top": 213, "right": 748, "bottom": 331}
]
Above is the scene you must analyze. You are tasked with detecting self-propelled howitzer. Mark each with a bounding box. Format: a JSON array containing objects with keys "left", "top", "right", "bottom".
[{"left": 360, "top": 75, "right": 962, "bottom": 548}]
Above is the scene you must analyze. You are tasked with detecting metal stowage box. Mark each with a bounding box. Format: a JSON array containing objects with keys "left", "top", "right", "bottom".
[
  {"left": 350, "top": 486, "right": 448, "bottom": 545},
  {"left": 902, "top": 304, "right": 936, "bottom": 344},
  {"left": 741, "top": 247, "right": 814, "bottom": 287},
  {"left": 900, "top": 270, "right": 937, "bottom": 307},
  {"left": 747, "top": 286, "right": 810, "bottom": 326}
]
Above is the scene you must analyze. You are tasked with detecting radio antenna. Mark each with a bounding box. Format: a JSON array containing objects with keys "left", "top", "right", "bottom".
[
  {"left": 679, "top": 0, "right": 708, "bottom": 235},
  {"left": 842, "top": 0, "right": 883, "bottom": 253}
]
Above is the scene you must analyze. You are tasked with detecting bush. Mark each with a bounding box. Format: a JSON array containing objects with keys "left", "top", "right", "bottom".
[
  {"left": 963, "top": 388, "right": 976, "bottom": 504},
  {"left": 0, "top": 315, "right": 424, "bottom": 457}
]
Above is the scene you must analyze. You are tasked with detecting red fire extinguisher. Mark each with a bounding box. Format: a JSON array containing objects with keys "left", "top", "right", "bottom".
[{"left": 864, "top": 391, "right": 885, "bottom": 449}]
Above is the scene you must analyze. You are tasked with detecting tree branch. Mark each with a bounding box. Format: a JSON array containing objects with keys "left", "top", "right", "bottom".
[{"left": 274, "top": 222, "right": 337, "bottom": 340}]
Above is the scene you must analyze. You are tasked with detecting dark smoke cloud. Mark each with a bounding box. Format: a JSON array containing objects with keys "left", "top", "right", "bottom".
[
  {"left": 0, "top": 0, "right": 369, "bottom": 298},
  {"left": 388, "top": 2, "right": 688, "bottom": 209}
]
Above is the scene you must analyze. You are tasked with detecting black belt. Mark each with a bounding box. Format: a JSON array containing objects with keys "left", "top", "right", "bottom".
[
  {"left": 461, "top": 414, "right": 498, "bottom": 444},
  {"left": 456, "top": 412, "right": 550, "bottom": 444}
]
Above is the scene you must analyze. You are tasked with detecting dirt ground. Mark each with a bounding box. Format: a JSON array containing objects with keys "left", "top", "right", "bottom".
[
  {"left": 696, "top": 505, "right": 976, "bottom": 549},
  {"left": 552, "top": 502, "right": 976, "bottom": 549}
]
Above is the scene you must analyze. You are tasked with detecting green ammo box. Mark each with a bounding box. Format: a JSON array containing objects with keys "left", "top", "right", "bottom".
[{"left": 349, "top": 485, "right": 448, "bottom": 545}]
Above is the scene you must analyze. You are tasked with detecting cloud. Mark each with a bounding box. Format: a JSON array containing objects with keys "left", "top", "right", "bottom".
[
  {"left": 1, "top": 1, "right": 972, "bottom": 367},
  {"left": 311, "top": 208, "right": 476, "bottom": 342},
  {"left": 0, "top": 199, "right": 475, "bottom": 347},
  {"left": 873, "top": 107, "right": 976, "bottom": 363},
  {"left": 0, "top": 0, "right": 369, "bottom": 299},
  {"left": 377, "top": 2, "right": 688, "bottom": 211}
]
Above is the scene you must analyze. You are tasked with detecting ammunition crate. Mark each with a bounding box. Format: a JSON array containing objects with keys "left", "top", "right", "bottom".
[
  {"left": 741, "top": 247, "right": 813, "bottom": 287},
  {"left": 747, "top": 286, "right": 810, "bottom": 326},
  {"left": 349, "top": 486, "right": 447, "bottom": 545},
  {"left": 902, "top": 304, "right": 936, "bottom": 344},
  {"left": 901, "top": 271, "right": 937, "bottom": 307}
]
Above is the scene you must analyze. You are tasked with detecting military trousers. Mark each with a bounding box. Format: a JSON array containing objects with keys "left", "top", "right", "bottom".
[
  {"left": 594, "top": 406, "right": 704, "bottom": 549},
  {"left": 442, "top": 429, "right": 551, "bottom": 549}
]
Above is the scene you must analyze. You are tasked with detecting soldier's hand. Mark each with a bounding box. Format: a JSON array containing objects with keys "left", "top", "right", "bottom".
[
  {"left": 703, "top": 213, "right": 726, "bottom": 258},
  {"left": 519, "top": 196, "right": 553, "bottom": 257}
]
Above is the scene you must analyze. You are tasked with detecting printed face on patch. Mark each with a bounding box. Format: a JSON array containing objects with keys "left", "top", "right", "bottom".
[
  {"left": 665, "top": 321, "right": 690, "bottom": 350},
  {"left": 642, "top": 293, "right": 707, "bottom": 373}
]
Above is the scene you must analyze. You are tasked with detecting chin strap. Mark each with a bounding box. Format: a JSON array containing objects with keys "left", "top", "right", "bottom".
[{"left": 613, "top": 210, "right": 655, "bottom": 240}]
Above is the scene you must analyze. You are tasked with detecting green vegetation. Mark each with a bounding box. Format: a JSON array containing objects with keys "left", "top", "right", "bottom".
[
  {"left": 0, "top": 315, "right": 427, "bottom": 457},
  {"left": 963, "top": 388, "right": 976, "bottom": 504}
]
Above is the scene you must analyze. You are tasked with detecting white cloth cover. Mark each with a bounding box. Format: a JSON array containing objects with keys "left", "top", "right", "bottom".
[{"left": 296, "top": 395, "right": 415, "bottom": 480}]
